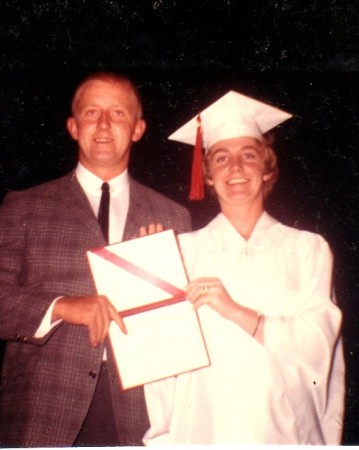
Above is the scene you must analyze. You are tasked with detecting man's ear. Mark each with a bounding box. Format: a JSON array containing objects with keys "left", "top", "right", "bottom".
[
  {"left": 132, "top": 119, "right": 146, "bottom": 142},
  {"left": 66, "top": 117, "right": 78, "bottom": 140}
]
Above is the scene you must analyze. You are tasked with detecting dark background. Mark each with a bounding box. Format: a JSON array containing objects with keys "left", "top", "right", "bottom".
[{"left": 0, "top": 0, "right": 358, "bottom": 444}]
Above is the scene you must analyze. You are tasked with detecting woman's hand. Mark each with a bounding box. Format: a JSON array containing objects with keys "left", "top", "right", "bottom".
[
  {"left": 185, "top": 277, "right": 264, "bottom": 342},
  {"left": 185, "top": 277, "right": 238, "bottom": 320}
]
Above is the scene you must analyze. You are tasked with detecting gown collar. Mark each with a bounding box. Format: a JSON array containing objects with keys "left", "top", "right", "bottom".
[{"left": 207, "top": 211, "right": 278, "bottom": 246}]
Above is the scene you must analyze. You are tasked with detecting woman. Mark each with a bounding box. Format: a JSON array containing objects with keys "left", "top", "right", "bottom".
[{"left": 143, "top": 91, "right": 345, "bottom": 445}]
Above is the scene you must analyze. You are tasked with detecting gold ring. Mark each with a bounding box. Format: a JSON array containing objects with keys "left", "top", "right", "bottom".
[{"left": 203, "top": 285, "right": 209, "bottom": 294}]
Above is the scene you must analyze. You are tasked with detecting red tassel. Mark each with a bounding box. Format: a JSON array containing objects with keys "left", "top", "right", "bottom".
[{"left": 189, "top": 115, "right": 204, "bottom": 200}]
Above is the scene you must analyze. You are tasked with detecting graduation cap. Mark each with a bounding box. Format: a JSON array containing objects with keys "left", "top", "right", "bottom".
[{"left": 169, "top": 90, "right": 292, "bottom": 200}]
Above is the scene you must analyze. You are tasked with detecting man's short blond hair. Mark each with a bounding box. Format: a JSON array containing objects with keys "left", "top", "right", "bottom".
[{"left": 71, "top": 71, "right": 143, "bottom": 120}]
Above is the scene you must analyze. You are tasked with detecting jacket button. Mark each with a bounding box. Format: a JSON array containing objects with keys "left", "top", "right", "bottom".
[
  {"left": 14, "top": 334, "right": 26, "bottom": 342},
  {"left": 88, "top": 370, "right": 97, "bottom": 379}
]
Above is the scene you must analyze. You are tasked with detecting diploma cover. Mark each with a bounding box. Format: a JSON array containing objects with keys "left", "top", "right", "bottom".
[{"left": 87, "top": 229, "right": 209, "bottom": 389}]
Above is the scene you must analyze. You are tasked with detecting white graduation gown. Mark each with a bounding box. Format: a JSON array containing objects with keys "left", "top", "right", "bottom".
[{"left": 144, "top": 212, "right": 345, "bottom": 445}]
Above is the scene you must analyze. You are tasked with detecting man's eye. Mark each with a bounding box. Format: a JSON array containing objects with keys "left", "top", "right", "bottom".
[
  {"left": 86, "top": 110, "right": 97, "bottom": 117},
  {"left": 243, "top": 152, "right": 256, "bottom": 159},
  {"left": 113, "top": 110, "right": 124, "bottom": 117},
  {"left": 215, "top": 155, "right": 226, "bottom": 163}
]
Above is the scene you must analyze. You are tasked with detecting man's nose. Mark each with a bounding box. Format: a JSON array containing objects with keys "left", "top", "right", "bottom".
[{"left": 98, "top": 112, "right": 111, "bottom": 129}]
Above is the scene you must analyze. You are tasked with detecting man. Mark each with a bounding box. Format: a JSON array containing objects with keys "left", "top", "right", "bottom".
[{"left": 0, "top": 72, "right": 191, "bottom": 447}]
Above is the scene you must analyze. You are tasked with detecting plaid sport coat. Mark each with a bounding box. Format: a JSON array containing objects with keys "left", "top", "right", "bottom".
[{"left": 0, "top": 171, "right": 191, "bottom": 447}]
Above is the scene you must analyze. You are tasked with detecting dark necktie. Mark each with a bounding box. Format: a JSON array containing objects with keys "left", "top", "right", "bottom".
[{"left": 98, "top": 182, "right": 110, "bottom": 244}]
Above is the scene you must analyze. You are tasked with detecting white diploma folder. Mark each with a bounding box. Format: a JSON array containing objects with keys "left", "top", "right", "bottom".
[{"left": 87, "top": 229, "right": 209, "bottom": 390}]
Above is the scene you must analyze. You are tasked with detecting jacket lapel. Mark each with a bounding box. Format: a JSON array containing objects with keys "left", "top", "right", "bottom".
[
  {"left": 123, "top": 178, "right": 151, "bottom": 241},
  {"left": 61, "top": 171, "right": 105, "bottom": 244},
  {"left": 60, "top": 173, "right": 155, "bottom": 244}
]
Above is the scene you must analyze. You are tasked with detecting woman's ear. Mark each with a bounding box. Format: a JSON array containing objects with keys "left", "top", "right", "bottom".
[
  {"left": 205, "top": 177, "right": 214, "bottom": 186},
  {"left": 263, "top": 172, "right": 273, "bottom": 182},
  {"left": 203, "top": 158, "right": 213, "bottom": 186}
]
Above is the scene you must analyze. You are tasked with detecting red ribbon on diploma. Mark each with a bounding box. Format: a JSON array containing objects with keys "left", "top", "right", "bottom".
[{"left": 92, "top": 247, "right": 187, "bottom": 317}]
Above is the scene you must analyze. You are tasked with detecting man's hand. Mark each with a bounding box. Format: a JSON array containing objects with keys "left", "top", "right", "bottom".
[
  {"left": 52, "top": 295, "right": 127, "bottom": 347},
  {"left": 139, "top": 223, "right": 164, "bottom": 237}
]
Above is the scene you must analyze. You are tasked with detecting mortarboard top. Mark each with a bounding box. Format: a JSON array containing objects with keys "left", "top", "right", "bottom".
[
  {"left": 169, "top": 90, "right": 292, "bottom": 150},
  {"left": 168, "top": 90, "right": 292, "bottom": 200}
]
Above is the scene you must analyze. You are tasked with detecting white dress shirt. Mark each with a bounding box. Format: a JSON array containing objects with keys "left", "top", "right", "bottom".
[{"left": 75, "top": 162, "right": 129, "bottom": 245}]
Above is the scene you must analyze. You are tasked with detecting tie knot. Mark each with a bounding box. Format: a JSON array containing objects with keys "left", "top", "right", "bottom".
[{"left": 101, "top": 182, "right": 110, "bottom": 193}]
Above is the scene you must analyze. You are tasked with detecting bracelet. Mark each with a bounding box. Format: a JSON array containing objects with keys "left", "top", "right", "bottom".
[{"left": 252, "top": 313, "right": 263, "bottom": 338}]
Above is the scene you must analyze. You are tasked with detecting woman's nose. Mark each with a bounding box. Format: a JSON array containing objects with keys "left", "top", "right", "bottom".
[{"left": 229, "top": 157, "right": 243, "bottom": 171}]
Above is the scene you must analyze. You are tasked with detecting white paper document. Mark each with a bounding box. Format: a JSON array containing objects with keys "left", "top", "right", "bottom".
[{"left": 87, "top": 229, "right": 210, "bottom": 389}]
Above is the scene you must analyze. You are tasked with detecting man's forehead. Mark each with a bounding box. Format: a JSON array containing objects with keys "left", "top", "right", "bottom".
[
  {"left": 72, "top": 79, "right": 138, "bottom": 111},
  {"left": 76, "top": 79, "right": 130, "bottom": 97}
]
